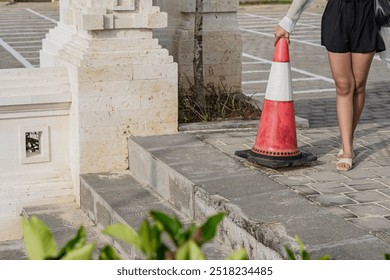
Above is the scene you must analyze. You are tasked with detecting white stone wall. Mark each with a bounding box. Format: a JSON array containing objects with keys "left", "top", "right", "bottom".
[{"left": 0, "top": 67, "right": 74, "bottom": 240}]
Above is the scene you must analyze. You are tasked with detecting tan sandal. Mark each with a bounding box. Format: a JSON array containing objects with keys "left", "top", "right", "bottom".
[
  {"left": 336, "top": 148, "right": 344, "bottom": 159},
  {"left": 336, "top": 148, "right": 356, "bottom": 161},
  {"left": 336, "top": 157, "right": 353, "bottom": 172}
]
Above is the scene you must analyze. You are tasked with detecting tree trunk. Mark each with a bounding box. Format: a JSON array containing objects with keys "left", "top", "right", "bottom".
[{"left": 194, "top": 0, "right": 206, "bottom": 109}]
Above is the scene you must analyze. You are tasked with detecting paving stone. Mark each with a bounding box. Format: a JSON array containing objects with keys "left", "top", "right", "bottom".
[
  {"left": 308, "top": 182, "right": 352, "bottom": 194},
  {"left": 326, "top": 206, "right": 357, "bottom": 219},
  {"left": 349, "top": 217, "right": 390, "bottom": 231},
  {"left": 370, "top": 166, "right": 390, "bottom": 178},
  {"left": 311, "top": 194, "right": 357, "bottom": 207},
  {"left": 344, "top": 204, "right": 390, "bottom": 218},
  {"left": 371, "top": 158, "right": 390, "bottom": 167},
  {"left": 353, "top": 160, "right": 381, "bottom": 169},
  {"left": 345, "top": 190, "right": 390, "bottom": 203},
  {"left": 378, "top": 188, "right": 390, "bottom": 197},
  {"left": 216, "top": 137, "right": 254, "bottom": 145},
  {"left": 379, "top": 201, "right": 390, "bottom": 210},
  {"left": 305, "top": 171, "right": 348, "bottom": 183},
  {"left": 271, "top": 175, "right": 315, "bottom": 186},
  {"left": 342, "top": 169, "right": 380, "bottom": 180},
  {"left": 375, "top": 178, "right": 390, "bottom": 187},
  {"left": 344, "top": 180, "right": 387, "bottom": 191},
  {"left": 290, "top": 185, "right": 319, "bottom": 196}
]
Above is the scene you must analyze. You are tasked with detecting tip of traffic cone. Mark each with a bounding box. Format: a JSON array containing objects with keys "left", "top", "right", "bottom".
[{"left": 273, "top": 38, "right": 290, "bottom": 63}]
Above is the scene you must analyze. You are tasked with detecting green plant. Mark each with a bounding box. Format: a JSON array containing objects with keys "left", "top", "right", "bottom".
[
  {"left": 22, "top": 216, "right": 120, "bottom": 260},
  {"left": 386, "top": 254, "right": 390, "bottom": 260},
  {"left": 285, "top": 235, "right": 331, "bottom": 260},
  {"left": 22, "top": 211, "right": 246, "bottom": 260},
  {"left": 103, "top": 211, "right": 247, "bottom": 260}
]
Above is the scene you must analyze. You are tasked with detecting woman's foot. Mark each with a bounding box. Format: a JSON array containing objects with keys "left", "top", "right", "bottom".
[{"left": 336, "top": 156, "right": 353, "bottom": 171}]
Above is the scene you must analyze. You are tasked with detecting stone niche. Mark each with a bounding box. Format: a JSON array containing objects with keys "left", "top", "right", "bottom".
[{"left": 153, "top": 0, "right": 242, "bottom": 91}]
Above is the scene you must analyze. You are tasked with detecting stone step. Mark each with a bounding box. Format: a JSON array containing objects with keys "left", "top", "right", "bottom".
[
  {"left": 80, "top": 172, "right": 232, "bottom": 260},
  {"left": 0, "top": 239, "right": 26, "bottom": 260},
  {"left": 0, "top": 202, "right": 111, "bottom": 260},
  {"left": 0, "top": 172, "right": 74, "bottom": 218},
  {"left": 0, "top": 67, "right": 68, "bottom": 81},
  {"left": 128, "top": 133, "right": 291, "bottom": 260},
  {"left": 0, "top": 84, "right": 70, "bottom": 105},
  {"left": 0, "top": 67, "right": 71, "bottom": 106}
]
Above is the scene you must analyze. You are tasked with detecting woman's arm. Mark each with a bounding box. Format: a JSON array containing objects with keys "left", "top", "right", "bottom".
[
  {"left": 274, "top": 0, "right": 315, "bottom": 44},
  {"left": 279, "top": 0, "right": 315, "bottom": 33}
]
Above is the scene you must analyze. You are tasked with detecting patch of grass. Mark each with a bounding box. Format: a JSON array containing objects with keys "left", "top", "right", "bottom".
[{"left": 179, "top": 78, "right": 261, "bottom": 123}]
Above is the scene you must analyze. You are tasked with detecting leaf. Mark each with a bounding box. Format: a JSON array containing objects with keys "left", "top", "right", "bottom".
[
  {"left": 150, "top": 211, "right": 183, "bottom": 245},
  {"left": 226, "top": 248, "right": 248, "bottom": 260},
  {"left": 182, "top": 223, "right": 197, "bottom": 240},
  {"left": 139, "top": 220, "right": 162, "bottom": 259},
  {"left": 61, "top": 243, "right": 95, "bottom": 260},
  {"left": 99, "top": 245, "right": 121, "bottom": 260},
  {"left": 198, "top": 212, "right": 224, "bottom": 244},
  {"left": 294, "top": 235, "right": 311, "bottom": 260},
  {"left": 318, "top": 255, "right": 332, "bottom": 260},
  {"left": 22, "top": 216, "right": 57, "bottom": 260},
  {"left": 57, "top": 226, "right": 87, "bottom": 258},
  {"left": 385, "top": 254, "right": 390, "bottom": 260},
  {"left": 176, "top": 240, "right": 205, "bottom": 260},
  {"left": 285, "top": 246, "right": 296, "bottom": 260},
  {"left": 103, "top": 223, "right": 142, "bottom": 251}
]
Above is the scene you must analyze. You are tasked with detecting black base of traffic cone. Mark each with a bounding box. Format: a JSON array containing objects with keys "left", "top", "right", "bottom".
[{"left": 235, "top": 149, "right": 317, "bottom": 169}]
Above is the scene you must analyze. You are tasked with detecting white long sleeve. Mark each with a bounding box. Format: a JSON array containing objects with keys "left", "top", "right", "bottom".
[{"left": 278, "top": 0, "right": 315, "bottom": 33}]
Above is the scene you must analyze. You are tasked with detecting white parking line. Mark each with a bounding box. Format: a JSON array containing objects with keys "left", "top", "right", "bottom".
[
  {"left": 243, "top": 70, "right": 270, "bottom": 73},
  {"left": 26, "top": 8, "right": 58, "bottom": 23},
  {"left": 243, "top": 52, "right": 334, "bottom": 84},
  {"left": 251, "top": 88, "right": 335, "bottom": 97},
  {"left": 0, "top": 38, "right": 33, "bottom": 68},
  {"left": 243, "top": 77, "right": 322, "bottom": 85},
  {"left": 242, "top": 62, "right": 266, "bottom": 65},
  {"left": 241, "top": 13, "right": 319, "bottom": 28}
]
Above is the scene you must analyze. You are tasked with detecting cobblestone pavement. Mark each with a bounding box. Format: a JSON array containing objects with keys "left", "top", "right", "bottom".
[{"left": 1, "top": 1, "right": 390, "bottom": 246}]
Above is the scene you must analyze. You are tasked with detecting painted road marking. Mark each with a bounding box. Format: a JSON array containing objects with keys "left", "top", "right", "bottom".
[{"left": 0, "top": 8, "right": 57, "bottom": 67}]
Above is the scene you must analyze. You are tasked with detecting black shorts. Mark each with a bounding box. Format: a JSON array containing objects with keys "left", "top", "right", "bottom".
[{"left": 321, "top": 0, "right": 385, "bottom": 53}]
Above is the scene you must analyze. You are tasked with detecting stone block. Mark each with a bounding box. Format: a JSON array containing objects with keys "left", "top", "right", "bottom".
[
  {"left": 132, "top": 63, "right": 177, "bottom": 80},
  {"left": 78, "top": 65, "right": 133, "bottom": 82},
  {"left": 147, "top": 12, "right": 168, "bottom": 28},
  {"left": 81, "top": 14, "right": 105, "bottom": 31},
  {"left": 79, "top": 94, "right": 141, "bottom": 112}
]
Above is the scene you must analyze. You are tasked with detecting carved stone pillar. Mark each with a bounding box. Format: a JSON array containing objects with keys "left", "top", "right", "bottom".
[{"left": 41, "top": 0, "right": 178, "bottom": 200}]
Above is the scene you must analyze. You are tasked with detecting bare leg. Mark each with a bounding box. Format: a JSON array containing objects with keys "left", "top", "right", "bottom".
[
  {"left": 351, "top": 52, "right": 375, "bottom": 133},
  {"left": 328, "top": 52, "right": 354, "bottom": 169},
  {"left": 328, "top": 52, "right": 374, "bottom": 170}
]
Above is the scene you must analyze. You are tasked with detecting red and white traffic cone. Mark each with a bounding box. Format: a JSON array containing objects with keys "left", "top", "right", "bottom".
[{"left": 236, "top": 38, "right": 316, "bottom": 168}]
